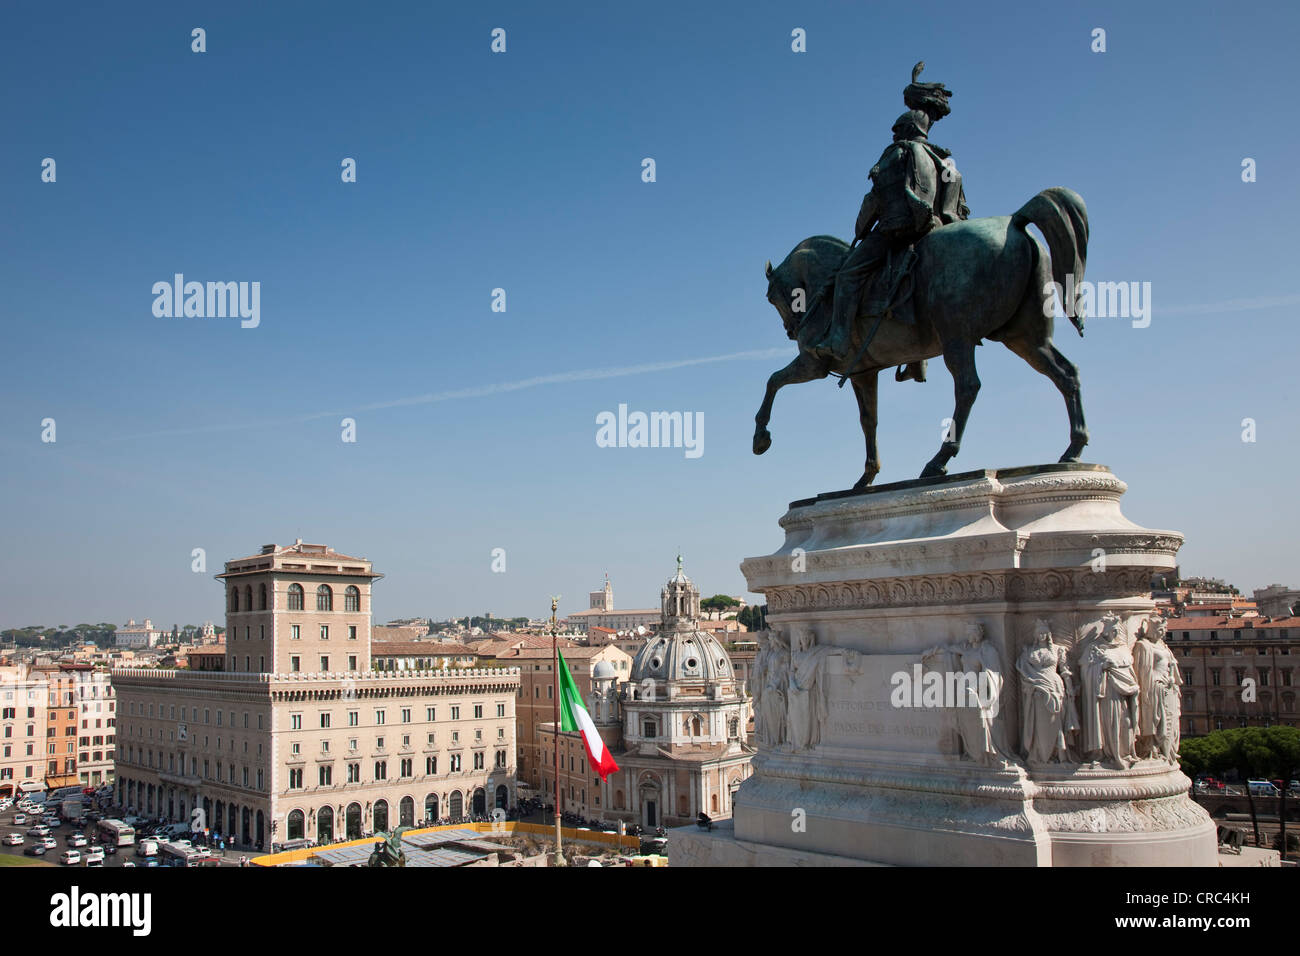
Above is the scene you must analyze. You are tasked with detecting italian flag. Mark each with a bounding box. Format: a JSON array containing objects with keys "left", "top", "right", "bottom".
[{"left": 558, "top": 651, "right": 620, "bottom": 780}]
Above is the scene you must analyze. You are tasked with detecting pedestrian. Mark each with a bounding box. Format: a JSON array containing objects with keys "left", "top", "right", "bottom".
[{"left": 239, "top": 855, "right": 247, "bottom": 867}]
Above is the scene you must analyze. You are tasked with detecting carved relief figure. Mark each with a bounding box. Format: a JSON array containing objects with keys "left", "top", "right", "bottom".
[
  {"left": 786, "top": 625, "right": 838, "bottom": 751},
  {"left": 1016, "top": 619, "right": 1079, "bottom": 764},
  {"left": 1079, "top": 614, "right": 1140, "bottom": 768},
  {"left": 1133, "top": 617, "right": 1182, "bottom": 763},
  {"left": 923, "top": 622, "right": 1013, "bottom": 767},
  {"left": 753, "top": 629, "right": 790, "bottom": 749}
]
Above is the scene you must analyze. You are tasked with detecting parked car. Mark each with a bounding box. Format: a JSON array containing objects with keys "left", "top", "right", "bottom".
[
  {"left": 66, "top": 833, "right": 88, "bottom": 848},
  {"left": 84, "top": 846, "right": 105, "bottom": 864},
  {"left": 3, "top": 833, "right": 24, "bottom": 846},
  {"left": 23, "top": 844, "right": 47, "bottom": 857},
  {"left": 59, "top": 849, "right": 82, "bottom": 865}
]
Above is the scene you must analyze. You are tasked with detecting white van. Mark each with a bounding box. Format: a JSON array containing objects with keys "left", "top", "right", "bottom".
[
  {"left": 1247, "top": 779, "right": 1281, "bottom": 796},
  {"left": 135, "top": 839, "right": 159, "bottom": 858}
]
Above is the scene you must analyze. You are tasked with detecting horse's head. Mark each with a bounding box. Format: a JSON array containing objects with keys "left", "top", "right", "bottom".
[{"left": 764, "top": 236, "right": 851, "bottom": 342}]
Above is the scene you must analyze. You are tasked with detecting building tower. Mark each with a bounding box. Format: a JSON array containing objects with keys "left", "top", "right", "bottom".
[{"left": 215, "top": 539, "right": 383, "bottom": 674}]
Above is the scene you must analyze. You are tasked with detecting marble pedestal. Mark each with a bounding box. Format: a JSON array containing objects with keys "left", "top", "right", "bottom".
[{"left": 675, "top": 464, "right": 1216, "bottom": 867}]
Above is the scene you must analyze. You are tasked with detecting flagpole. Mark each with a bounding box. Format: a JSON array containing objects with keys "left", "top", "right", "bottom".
[{"left": 550, "top": 595, "right": 565, "bottom": 867}]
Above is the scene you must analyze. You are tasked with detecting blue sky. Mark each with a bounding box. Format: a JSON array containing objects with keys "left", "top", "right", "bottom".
[{"left": 2, "top": 0, "right": 1297, "bottom": 628}]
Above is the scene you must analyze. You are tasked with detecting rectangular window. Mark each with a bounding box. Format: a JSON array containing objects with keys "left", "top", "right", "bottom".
[
  {"left": 348, "top": 711, "right": 358, "bottom": 727},
  {"left": 426, "top": 707, "right": 436, "bottom": 722},
  {"left": 290, "top": 656, "right": 301, "bottom": 673},
  {"left": 376, "top": 737, "right": 384, "bottom": 750},
  {"left": 320, "top": 656, "right": 329, "bottom": 671},
  {"left": 496, "top": 704, "right": 506, "bottom": 717},
  {"left": 291, "top": 625, "right": 300, "bottom": 641},
  {"left": 291, "top": 714, "right": 302, "bottom": 730},
  {"left": 320, "top": 713, "right": 331, "bottom": 729},
  {"left": 375, "top": 710, "right": 386, "bottom": 725},
  {"left": 348, "top": 656, "right": 357, "bottom": 671},
  {"left": 450, "top": 706, "right": 460, "bottom": 720},
  {"left": 401, "top": 708, "right": 411, "bottom": 723},
  {"left": 474, "top": 704, "right": 483, "bottom": 719},
  {"left": 349, "top": 625, "right": 357, "bottom": 640},
  {"left": 320, "top": 625, "right": 329, "bottom": 641}
]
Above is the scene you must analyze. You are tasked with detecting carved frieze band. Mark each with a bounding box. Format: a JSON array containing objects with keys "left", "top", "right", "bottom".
[{"left": 761, "top": 567, "right": 1156, "bottom": 613}]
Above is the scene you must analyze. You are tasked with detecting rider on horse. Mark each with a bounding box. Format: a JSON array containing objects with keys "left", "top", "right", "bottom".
[{"left": 813, "top": 64, "right": 969, "bottom": 383}]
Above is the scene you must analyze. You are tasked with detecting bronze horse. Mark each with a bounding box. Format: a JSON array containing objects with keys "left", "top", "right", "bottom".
[{"left": 754, "top": 187, "right": 1090, "bottom": 489}]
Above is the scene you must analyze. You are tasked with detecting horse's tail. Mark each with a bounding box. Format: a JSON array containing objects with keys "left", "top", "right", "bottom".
[{"left": 1012, "top": 187, "right": 1089, "bottom": 335}]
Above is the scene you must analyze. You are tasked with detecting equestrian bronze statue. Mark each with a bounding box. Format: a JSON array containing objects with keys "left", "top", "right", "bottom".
[{"left": 753, "top": 64, "right": 1089, "bottom": 490}]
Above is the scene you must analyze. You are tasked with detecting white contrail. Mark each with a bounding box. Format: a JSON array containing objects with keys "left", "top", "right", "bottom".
[
  {"left": 1154, "top": 293, "right": 1300, "bottom": 316},
  {"left": 101, "top": 346, "right": 793, "bottom": 442}
]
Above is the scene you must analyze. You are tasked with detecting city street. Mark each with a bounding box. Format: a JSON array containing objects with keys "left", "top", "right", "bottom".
[{"left": 0, "top": 804, "right": 242, "bottom": 869}]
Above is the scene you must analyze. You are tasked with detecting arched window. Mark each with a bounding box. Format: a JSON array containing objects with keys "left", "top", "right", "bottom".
[
  {"left": 424, "top": 793, "right": 439, "bottom": 822},
  {"left": 399, "top": 796, "right": 414, "bottom": 827},
  {"left": 316, "top": 585, "right": 333, "bottom": 611},
  {"left": 230, "top": 589, "right": 239, "bottom": 612},
  {"left": 711, "top": 794, "right": 718, "bottom": 812},
  {"left": 345, "top": 586, "right": 360, "bottom": 612},
  {"left": 373, "top": 799, "right": 389, "bottom": 833},
  {"left": 287, "top": 809, "right": 305, "bottom": 841},
  {"left": 691, "top": 717, "right": 702, "bottom": 737},
  {"left": 615, "top": 789, "right": 625, "bottom": 809},
  {"left": 259, "top": 583, "right": 268, "bottom": 610},
  {"left": 244, "top": 585, "right": 252, "bottom": 612},
  {"left": 287, "top": 584, "right": 304, "bottom": 611}
]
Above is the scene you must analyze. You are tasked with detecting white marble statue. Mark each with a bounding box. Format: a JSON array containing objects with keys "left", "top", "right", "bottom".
[
  {"left": 754, "top": 629, "right": 790, "bottom": 748},
  {"left": 1079, "top": 614, "right": 1141, "bottom": 768},
  {"left": 1016, "top": 619, "right": 1080, "bottom": 764},
  {"left": 923, "top": 622, "right": 1013, "bottom": 767},
  {"left": 1133, "top": 617, "right": 1182, "bottom": 764},
  {"left": 786, "top": 625, "right": 838, "bottom": 751}
]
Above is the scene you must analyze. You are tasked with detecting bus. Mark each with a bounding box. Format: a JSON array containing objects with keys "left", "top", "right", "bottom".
[
  {"left": 159, "top": 841, "right": 207, "bottom": 867},
  {"left": 97, "top": 819, "right": 136, "bottom": 846}
]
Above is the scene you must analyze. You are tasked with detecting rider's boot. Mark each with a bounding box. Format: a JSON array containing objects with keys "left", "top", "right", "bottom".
[{"left": 895, "top": 360, "right": 927, "bottom": 383}]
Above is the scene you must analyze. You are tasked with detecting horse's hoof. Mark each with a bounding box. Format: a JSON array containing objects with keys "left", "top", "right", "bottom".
[
  {"left": 1058, "top": 442, "right": 1086, "bottom": 463},
  {"left": 753, "top": 429, "right": 772, "bottom": 456},
  {"left": 920, "top": 463, "right": 947, "bottom": 479}
]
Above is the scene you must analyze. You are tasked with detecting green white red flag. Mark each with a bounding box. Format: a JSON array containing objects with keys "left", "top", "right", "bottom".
[{"left": 558, "top": 650, "right": 620, "bottom": 780}]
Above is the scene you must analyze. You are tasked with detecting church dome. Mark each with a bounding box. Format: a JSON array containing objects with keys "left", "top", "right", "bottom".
[
  {"left": 631, "top": 628, "right": 734, "bottom": 685},
  {"left": 592, "top": 660, "right": 618, "bottom": 681},
  {"left": 629, "top": 556, "right": 735, "bottom": 687}
]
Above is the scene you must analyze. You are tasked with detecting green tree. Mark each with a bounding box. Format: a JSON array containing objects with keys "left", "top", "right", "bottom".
[
  {"left": 1260, "top": 726, "right": 1300, "bottom": 860},
  {"left": 737, "top": 605, "right": 767, "bottom": 631},
  {"left": 701, "top": 595, "right": 741, "bottom": 620}
]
